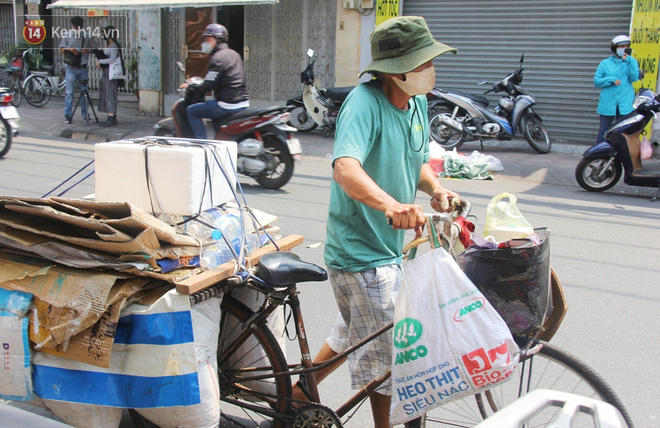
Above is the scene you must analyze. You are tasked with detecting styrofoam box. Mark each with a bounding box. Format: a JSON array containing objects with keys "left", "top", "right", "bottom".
[{"left": 95, "top": 137, "right": 237, "bottom": 215}]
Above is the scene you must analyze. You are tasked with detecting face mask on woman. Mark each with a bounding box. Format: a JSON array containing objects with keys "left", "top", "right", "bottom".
[
  {"left": 392, "top": 66, "right": 436, "bottom": 96},
  {"left": 616, "top": 47, "right": 626, "bottom": 58}
]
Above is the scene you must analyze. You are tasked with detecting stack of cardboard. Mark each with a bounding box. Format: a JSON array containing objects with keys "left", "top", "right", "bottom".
[
  {"left": 0, "top": 196, "right": 204, "bottom": 370},
  {"left": 0, "top": 196, "right": 301, "bottom": 369}
]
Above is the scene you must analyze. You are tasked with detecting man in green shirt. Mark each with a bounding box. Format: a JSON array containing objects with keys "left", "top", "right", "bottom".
[{"left": 323, "top": 16, "right": 460, "bottom": 427}]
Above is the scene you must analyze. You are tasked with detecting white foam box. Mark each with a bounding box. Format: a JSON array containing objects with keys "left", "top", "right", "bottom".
[{"left": 95, "top": 137, "right": 237, "bottom": 215}]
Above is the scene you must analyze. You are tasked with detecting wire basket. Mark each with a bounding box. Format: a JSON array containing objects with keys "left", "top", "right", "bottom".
[{"left": 457, "top": 228, "right": 551, "bottom": 343}]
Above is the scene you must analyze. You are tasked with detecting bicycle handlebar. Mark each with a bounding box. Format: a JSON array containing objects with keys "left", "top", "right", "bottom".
[{"left": 387, "top": 198, "right": 470, "bottom": 226}]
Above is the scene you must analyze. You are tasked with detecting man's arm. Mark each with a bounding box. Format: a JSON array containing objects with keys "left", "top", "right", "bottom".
[
  {"left": 418, "top": 163, "right": 460, "bottom": 212},
  {"left": 333, "top": 156, "right": 425, "bottom": 231}
]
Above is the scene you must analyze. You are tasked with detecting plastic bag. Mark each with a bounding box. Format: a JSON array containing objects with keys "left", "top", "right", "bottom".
[
  {"left": 390, "top": 247, "right": 520, "bottom": 424},
  {"left": 483, "top": 193, "right": 534, "bottom": 241},
  {"left": 466, "top": 150, "right": 504, "bottom": 171},
  {"left": 641, "top": 135, "right": 652, "bottom": 160}
]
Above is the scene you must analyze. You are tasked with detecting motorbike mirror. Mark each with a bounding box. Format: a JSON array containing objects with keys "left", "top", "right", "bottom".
[
  {"left": 307, "top": 49, "right": 314, "bottom": 58},
  {"left": 477, "top": 80, "right": 489, "bottom": 86},
  {"left": 176, "top": 61, "right": 185, "bottom": 73},
  {"left": 519, "top": 53, "right": 525, "bottom": 67}
]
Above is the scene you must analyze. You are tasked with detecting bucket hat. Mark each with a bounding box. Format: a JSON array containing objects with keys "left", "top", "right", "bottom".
[{"left": 359, "top": 16, "right": 457, "bottom": 78}]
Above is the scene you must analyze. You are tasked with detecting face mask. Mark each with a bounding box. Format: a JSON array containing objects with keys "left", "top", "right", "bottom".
[
  {"left": 616, "top": 47, "right": 626, "bottom": 58},
  {"left": 392, "top": 66, "right": 436, "bottom": 96},
  {"left": 201, "top": 41, "right": 213, "bottom": 54}
]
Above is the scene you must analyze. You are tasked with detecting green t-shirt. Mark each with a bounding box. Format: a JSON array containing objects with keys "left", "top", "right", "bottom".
[{"left": 324, "top": 80, "right": 430, "bottom": 272}]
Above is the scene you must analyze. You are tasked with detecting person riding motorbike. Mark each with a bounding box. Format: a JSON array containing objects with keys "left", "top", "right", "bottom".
[{"left": 179, "top": 23, "right": 249, "bottom": 139}]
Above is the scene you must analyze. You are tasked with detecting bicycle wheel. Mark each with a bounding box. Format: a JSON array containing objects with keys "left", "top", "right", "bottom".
[
  {"left": 8, "top": 74, "right": 21, "bottom": 107},
  {"left": 24, "top": 74, "right": 50, "bottom": 107},
  {"left": 413, "top": 341, "right": 633, "bottom": 427},
  {"left": 218, "top": 296, "right": 292, "bottom": 428}
]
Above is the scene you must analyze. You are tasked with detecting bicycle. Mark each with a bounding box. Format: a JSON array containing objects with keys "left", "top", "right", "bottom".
[
  {"left": 0, "top": 51, "right": 27, "bottom": 107},
  {"left": 22, "top": 62, "right": 66, "bottom": 107},
  {"left": 184, "top": 200, "right": 633, "bottom": 428}
]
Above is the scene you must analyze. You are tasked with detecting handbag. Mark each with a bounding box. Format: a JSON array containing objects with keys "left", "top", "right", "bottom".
[
  {"left": 109, "top": 53, "right": 125, "bottom": 80},
  {"left": 63, "top": 35, "right": 84, "bottom": 66},
  {"left": 390, "top": 247, "right": 520, "bottom": 424}
]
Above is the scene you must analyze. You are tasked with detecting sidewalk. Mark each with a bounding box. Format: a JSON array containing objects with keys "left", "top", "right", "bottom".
[{"left": 16, "top": 96, "right": 158, "bottom": 142}]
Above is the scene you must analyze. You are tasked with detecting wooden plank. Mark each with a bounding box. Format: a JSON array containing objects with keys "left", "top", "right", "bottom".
[{"left": 175, "top": 234, "right": 304, "bottom": 295}]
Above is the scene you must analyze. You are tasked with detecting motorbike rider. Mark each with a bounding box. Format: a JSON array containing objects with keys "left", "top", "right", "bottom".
[
  {"left": 179, "top": 23, "right": 249, "bottom": 139},
  {"left": 594, "top": 35, "right": 640, "bottom": 165}
]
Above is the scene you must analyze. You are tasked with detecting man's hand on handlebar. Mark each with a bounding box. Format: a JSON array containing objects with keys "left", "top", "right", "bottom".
[
  {"left": 430, "top": 187, "right": 461, "bottom": 213},
  {"left": 385, "top": 203, "right": 425, "bottom": 234}
]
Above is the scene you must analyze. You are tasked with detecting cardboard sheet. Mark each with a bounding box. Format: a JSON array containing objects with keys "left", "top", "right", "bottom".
[{"left": 0, "top": 252, "right": 122, "bottom": 348}]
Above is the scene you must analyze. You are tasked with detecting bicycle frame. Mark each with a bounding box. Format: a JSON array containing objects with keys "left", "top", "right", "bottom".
[
  {"left": 216, "top": 208, "right": 472, "bottom": 424},
  {"left": 216, "top": 281, "right": 394, "bottom": 421},
  {"left": 209, "top": 199, "right": 632, "bottom": 428}
]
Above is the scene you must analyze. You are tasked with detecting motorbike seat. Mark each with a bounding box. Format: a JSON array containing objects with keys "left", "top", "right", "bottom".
[
  {"left": 447, "top": 90, "right": 490, "bottom": 107},
  {"left": 256, "top": 251, "right": 328, "bottom": 287},
  {"left": 326, "top": 86, "right": 354, "bottom": 102},
  {"left": 212, "top": 106, "right": 290, "bottom": 129}
]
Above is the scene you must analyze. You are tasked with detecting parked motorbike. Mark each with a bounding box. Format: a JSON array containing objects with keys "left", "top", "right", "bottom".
[
  {"left": 287, "top": 49, "right": 353, "bottom": 134},
  {"left": 153, "top": 64, "right": 301, "bottom": 190},
  {"left": 0, "top": 87, "right": 20, "bottom": 158},
  {"left": 427, "top": 54, "right": 551, "bottom": 154},
  {"left": 575, "top": 88, "right": 660, "bottom": 201}
]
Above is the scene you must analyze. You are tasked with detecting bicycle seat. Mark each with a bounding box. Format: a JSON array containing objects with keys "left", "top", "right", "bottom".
[{"left": 256, "top": 252, "right": 328, "bottom": 287}]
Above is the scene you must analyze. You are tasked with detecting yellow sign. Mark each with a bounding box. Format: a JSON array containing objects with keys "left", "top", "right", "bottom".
[
  {"left": 631, "top": 0, "right": 660, "bottom": 91},
  {"left": 376, "top": 0, "right": 400, "bottom": 26}
]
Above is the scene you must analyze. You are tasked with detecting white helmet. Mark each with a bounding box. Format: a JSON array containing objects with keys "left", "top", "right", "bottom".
[{"left": 610, "top": 35, "right": 631, "bottom": 52}]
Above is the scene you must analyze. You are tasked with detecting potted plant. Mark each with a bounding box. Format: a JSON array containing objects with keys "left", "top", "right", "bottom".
[{"left": 126, "top": 57, "right": 139, "bottom": 100}]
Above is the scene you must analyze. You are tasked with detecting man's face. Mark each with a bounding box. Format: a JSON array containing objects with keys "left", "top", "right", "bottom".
[{"left": 203, "top": 36, "right": 217, "bottom": 48}]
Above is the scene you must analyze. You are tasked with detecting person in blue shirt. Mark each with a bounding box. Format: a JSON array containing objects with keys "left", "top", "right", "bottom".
[{"left": 594, "top": 35, "right": 640, "bottom": 146}]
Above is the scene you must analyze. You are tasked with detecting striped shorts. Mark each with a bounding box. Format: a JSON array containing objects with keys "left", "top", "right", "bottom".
[{"left": 328, "top": 264, "right": 402, "bottom": 395}]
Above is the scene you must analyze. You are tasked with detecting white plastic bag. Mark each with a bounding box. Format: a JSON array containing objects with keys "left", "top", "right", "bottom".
[{"left": 390, "top": 247, "right": 519, "bottom": 425}]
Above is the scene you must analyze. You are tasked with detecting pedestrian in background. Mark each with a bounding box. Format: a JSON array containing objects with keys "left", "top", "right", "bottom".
[
  {"left": 95, "top": 26, "right": 121, "bottom": 127},
  {"left": 59, "top": 16, "right": 92, "bottom": 124},
  {"left": 594, "top": 35, "right": 640, "bottom": 146}
]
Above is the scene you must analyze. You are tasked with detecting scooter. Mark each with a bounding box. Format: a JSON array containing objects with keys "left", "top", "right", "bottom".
[
  {"left": 575, "top": 88, "right": 660, "bottom": 201},
  {"left": 426, "top": 54, "right": 551, "bottom": 154},
  {"left": 153, "top": 64, "right": 301, "bottom": 190},
  {"left": 0, "top": 87, "right": 20, "bottom": 158},
  {"left": 288, "top": 49, "right": 353, "bottom": 135}
]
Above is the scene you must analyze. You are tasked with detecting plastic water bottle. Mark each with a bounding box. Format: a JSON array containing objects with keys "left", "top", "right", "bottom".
[
  {"left": 186, "top": 209, "right": 242, "bottom": 242},
  {"left": 246, "top": 233, "right": 262, "bottom": 253},
  {"left": 199, "top": 242, "right": 235, "bottom": 270}
]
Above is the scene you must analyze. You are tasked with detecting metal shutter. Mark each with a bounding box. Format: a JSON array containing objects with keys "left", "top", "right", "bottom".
[
  {"left": 403, "top": 0, "right": 633, "bottom": 144},
  {"left": 245, "top": 0, "right": 335, "bottom": 102}
]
